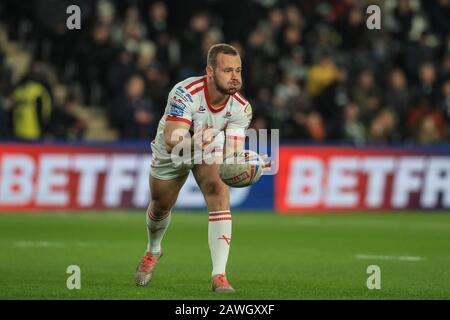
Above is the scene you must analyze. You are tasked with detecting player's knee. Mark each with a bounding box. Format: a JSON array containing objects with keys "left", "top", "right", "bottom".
[
  {"left": 150, "top": 202, "right": 171, "bottom": 218},
  {"left": 202, "top": 180, "right": 227, "bottom": 198}
]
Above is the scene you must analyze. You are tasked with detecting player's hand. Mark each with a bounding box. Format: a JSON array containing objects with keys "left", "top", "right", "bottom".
[
  {"left": 192, "top": 125, "right": 217, "bottom": 150},
  {"left": 261, "top": 154, "right": 273, "bottom": 173},
  {"left": 202, "top": 125, "right": 217, "bottom": 148}
]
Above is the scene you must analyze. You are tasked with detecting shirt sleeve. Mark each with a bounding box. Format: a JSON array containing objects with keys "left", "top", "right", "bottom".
[
  {"left": 165, "top": 85, "right": 195, "bottom": 125},
  {"left": 225, "top": 103, "right": 252, "bottom": 140}
]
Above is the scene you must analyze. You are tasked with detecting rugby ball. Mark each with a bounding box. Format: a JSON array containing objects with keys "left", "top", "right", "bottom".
[{"left": 219, "top": 150, "right": 264, "bottom": 188}]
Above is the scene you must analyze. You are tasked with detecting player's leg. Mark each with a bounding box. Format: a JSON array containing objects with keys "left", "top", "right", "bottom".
[
  {"left": 146, "top": 174, "right": 188, "bottom": 254},
  {"left": 136, "top": 173, "right": 188, "bottom": 286},
  {"left": 192, "top": 162, "right": 235, "bottom": 292}
]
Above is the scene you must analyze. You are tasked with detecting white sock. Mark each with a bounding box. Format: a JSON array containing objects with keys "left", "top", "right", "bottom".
[
  {"left": 208, "top": 210, "right": 232, "bottom": 276},
  {"left": 146, "top": 209, "right": 171, "bottom": 256}
]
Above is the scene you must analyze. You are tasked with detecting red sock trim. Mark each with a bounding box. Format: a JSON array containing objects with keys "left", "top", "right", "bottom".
[
  {"left": 209, "top": 217, "right": 232, "bottom": 222},
  {"left": 209, "top": 212, "right": 231, "bottom": 217},
  {"left": 148, "top": 210, "right": 170, "bottom": 222}
]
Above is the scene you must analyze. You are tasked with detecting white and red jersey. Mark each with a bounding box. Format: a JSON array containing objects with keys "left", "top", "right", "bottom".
[{"left": 151, "top": 76, "right": 252, "bottom": 159}]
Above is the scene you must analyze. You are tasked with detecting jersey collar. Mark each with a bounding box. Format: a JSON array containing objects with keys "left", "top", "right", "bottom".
[{"left": 204, "top": 78, "right": 230, "bottom": 113}]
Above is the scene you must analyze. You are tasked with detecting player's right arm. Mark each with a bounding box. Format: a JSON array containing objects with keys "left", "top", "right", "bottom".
[
  {"left": 163, "top": 85, "right": 194, "bottom": 153},
  {"left": 164, "top": 120, "right": 190, "bottom": 153},
  {"left": 165, "top": 122, "right": 215, "bottom": 154},
  {"left": 163, "top": 86, "right": 215, "bottom": 153}
]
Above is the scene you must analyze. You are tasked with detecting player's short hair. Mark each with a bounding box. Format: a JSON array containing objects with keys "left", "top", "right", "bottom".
[{"left": 207, "top": 44, "right": 239, "bottom": 68}]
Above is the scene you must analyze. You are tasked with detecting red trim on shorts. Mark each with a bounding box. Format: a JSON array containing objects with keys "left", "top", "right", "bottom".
[{"left": 166, "top": 115, "right": 192, "bottom": 125}]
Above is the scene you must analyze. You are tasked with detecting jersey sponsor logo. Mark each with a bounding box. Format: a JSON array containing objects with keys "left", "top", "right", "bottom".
[
  {"left": 176, "top": 86, "right": 194, "bottom": 103},
  {"left": 175, "top": 91, "right": 190, "bottom": 103},
  {"left": 171, "top": 95, "right": 186, "bottom": 106},
  {"left": 175, "top": 90, "right": 193, "bottom": 104},
  {"left": 224, "top": 111, "right": 232, "bottom": 118},
  {"left": 198, "top": 106, "right": 206, "bottom": 113},
  {"left": 169, "top": 100, "right": 186, "bottom": 117}
]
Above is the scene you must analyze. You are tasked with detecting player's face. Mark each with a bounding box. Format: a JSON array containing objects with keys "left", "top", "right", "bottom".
[{"left": 211, "top": 53, "right": 242, "bottom": 95}]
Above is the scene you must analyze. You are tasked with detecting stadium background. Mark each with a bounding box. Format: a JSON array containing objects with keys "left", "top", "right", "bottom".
[{"left": 1, "top": 0, "right": 450, "bottom": 299}]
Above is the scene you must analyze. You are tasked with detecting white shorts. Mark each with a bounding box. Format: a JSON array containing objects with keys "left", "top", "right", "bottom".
[
  {"left": 150, "top": 139, "right": 224, "bottom": 180},
  {"left": 150, "top": 141, "right": 194, "bottom": 180}
]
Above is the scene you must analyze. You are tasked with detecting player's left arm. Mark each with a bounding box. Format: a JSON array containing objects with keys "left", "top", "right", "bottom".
[
  {"left": 224, "top": 103, "right": 252, "bottom": 158},
  {"left": 224, "top": 103, "right": 272, "bottom": 170}
]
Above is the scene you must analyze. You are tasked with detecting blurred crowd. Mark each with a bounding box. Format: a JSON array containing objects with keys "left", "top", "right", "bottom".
[{"left": 0, "top": 0, "right": 450, "bottom": 144}]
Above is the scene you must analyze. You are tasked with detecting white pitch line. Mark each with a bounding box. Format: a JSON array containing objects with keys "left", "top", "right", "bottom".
[
  {"left": 14, "top": 241, "right": 64, "bottom": 248},
  {"left": 13, "top": 241, "right": 91, "bottom": 248},
  {"left": 354, "top": 254, "right": 423, "bottom": 262}
]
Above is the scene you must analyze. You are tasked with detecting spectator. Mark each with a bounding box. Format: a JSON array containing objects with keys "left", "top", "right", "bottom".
[
  {"left": 313, "top": 67, "right": 350, "bottom": 139},
  {"left": 0, "top": 95, "right": 11, "bottom": 138},
  {"left": 342, "top": 102, "right": 365, "bottom": 145},
  {"left": 438, "top": 79, "right": 450, "bottom": 129},
  {"left": 393, "top": 0, "right": 414, "bottom": 43},
  {"left": 274, "top": 72, "right": 301, "bottom": 107},
  {"left": 424, "top": 0, "right": 450, "bottom": 38},
  {"left": 0, "top": 0, "right": 449, "bottom": 144},
  {"left": 414, "top": 62, "right": 440, "bottom": 104},
  {"left": 352, "top": 69, "right": 381, "bottom": 125},
  {"left": 279, "top": 24, "right": 303, "bottom": 58},
  {"left": 385, "top": 68, "right": 411, "bottom": 113},
  {"left": 10, "top": 70, "right": 53, "bottom": 140},
  {"left": 417, "top": 114, "right": 447, "bottom": 144},
  {"left": 110, "top": 74, "right": 156, "bottom": 139},
  {"left": 339, "top": 4, "right": 367, "bottom": 50},
  {"left": 144, "top": 63, "right": 170, "bottom": 111},
  {"left": 146, "top": 1, "right": 169, "bottom": 40},
  {"left": 367, "top": 109, "right": 397, "bottom": 144},
  {"left": 305, "top": 111, "right": 326, "bottom": 142},
  {"left": 51, "top": 93, "right": 87, "bottom": 140},
  {"left": 250, "top": 87, "right": 273, "bottom": 131},
  {"left": 385, "top": 68, "right": 411, "bottom": 137},
  {"left": 283, "top": 89, "right": 313, "bottom": 139},
  {"left": 78, "top": 22, "right": 117, "bottom": 106},
  {"left": 106, "top": 47, "right": 136, "bottom": 100},
  {"left": 145, "top": 1, "right": 177, "bottom": 71},
  {"left": 244, "top": 27, "right": 277, "bottom": 94},
  {"left": 0, "top": 52, "right": 12, "bottom": 138},
  {"left": 404, "top": 32, "right": 437, "bottom": 78},
  {"left": 440, "top": 54, "right": 450, "bottom": 81},
  {"left": 305, "top": 54, "right": 339, "bottom": 98},
  {"left": 279, "top": 47, "right": 308, "bottom": 83},
  {"left": 179, "top": 12, "right": 211, "bottom": 78},
  {"left": 407, "top": 95, "right": 447, "bottom": 143},
  {"left": 114, "top": 5, "right": 147, "bottom": 51}
]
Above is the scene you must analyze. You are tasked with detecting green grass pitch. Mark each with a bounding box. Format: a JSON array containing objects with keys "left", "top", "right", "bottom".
[{"left": 0, "top": 211, "right": 450, "bottom": 299}]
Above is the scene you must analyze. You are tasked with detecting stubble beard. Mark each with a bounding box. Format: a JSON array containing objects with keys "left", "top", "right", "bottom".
[{"left": 213, "top": 74, "right": 241, "bottom": 96}]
